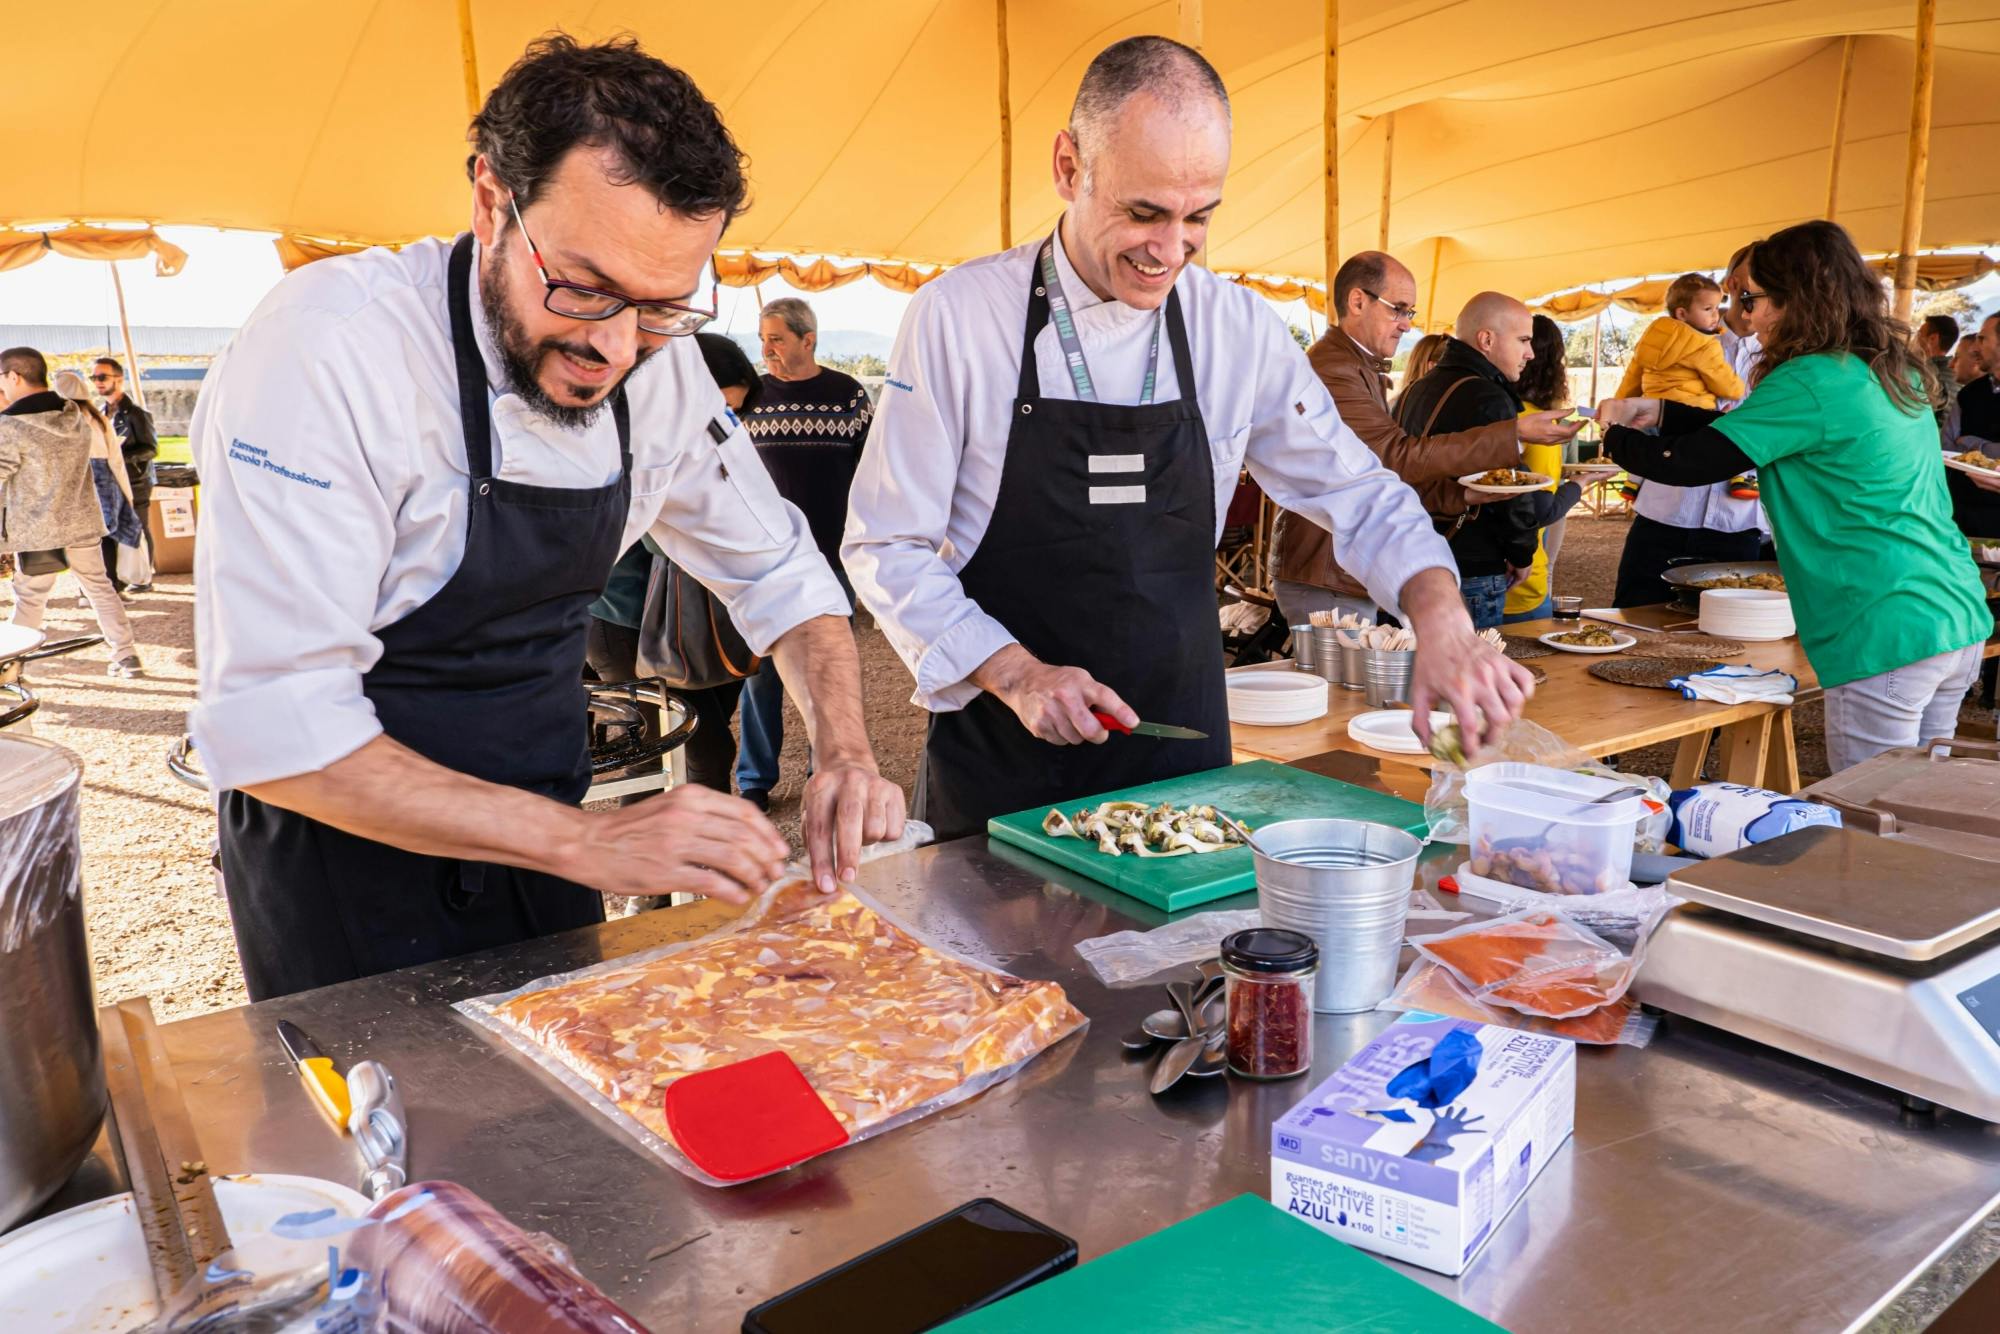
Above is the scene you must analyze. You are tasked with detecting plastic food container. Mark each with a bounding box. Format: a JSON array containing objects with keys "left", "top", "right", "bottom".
[{"left": 1462, "top": 762, "right": 1645, "bottom": 895}]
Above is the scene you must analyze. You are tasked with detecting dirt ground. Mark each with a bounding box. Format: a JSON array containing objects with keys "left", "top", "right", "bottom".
[{"left": 5, "top": 510, "right": 1991, "bottom": 1022}]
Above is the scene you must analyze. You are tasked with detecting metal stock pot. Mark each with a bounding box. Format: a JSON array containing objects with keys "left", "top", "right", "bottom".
[{"left": 0, "top": 735, "right": 103, "bottom": 1232}]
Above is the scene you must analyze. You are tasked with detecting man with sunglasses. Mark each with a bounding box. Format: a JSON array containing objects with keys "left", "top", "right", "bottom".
[
  {"left": 92, "top": 357, "right": 157, "bottom": 589},
  {"left": 189, "top": 36, "right": 903, "bottom": 1000},
  {"left": 1272, "top": 250, "right": 1579, "bottom": 626}
]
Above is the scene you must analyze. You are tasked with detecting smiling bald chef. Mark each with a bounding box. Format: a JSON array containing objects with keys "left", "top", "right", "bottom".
[
  {"left": 189, "top": 36, "right": 903, "bottom": 1000},
  {"left": 843, "top": 36, "right": 1534, "bottom": 840}
]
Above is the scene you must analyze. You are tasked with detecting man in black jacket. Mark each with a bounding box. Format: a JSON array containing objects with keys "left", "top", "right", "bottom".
[
  {"left": 92, "top": 357, "right": 156, "bottom": 588},
  {"left": 1393, "top": 293, "right": 1580, "bottom": 628}
]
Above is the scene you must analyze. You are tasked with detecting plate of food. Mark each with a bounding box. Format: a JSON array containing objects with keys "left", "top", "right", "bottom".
[
  {"left": 1944, "top": 449, "right": 2000, "bottom": 480},
  {"left": 1540, "top": 626, "right": 1636, "bottom": 654},
  {"left": 1458, "top": 468, "right": 1554, "bottom": 497}
]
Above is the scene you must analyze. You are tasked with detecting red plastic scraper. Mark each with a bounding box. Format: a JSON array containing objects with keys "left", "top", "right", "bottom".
[{"left": 663, "top": 1051, "right": 849, "bottom": 1181}]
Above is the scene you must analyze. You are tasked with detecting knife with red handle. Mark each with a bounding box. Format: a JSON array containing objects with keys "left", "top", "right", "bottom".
[{"left": 1091, "top": 708, "right": 1209, "bottom": 740}]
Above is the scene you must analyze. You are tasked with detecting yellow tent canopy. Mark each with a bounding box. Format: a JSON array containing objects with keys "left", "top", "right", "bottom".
[{"left": 5, "top": 2, "right": 1997, "bottom": 321}]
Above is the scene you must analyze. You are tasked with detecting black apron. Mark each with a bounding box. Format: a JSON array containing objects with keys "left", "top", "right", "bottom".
[
  {"left": 217, "top": 234, "right": 627, "bottom": 1000},
  {"left": 914, "top": 256, "right": 1231, "bottom": 840}
]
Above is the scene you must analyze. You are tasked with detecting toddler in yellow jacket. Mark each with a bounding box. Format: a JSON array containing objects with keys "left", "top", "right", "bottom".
[{"left": 1613, "top": 273, "right": 1747, "bottom": 409}]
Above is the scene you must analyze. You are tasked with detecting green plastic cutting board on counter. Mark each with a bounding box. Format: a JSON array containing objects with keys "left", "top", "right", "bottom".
[
  {"left": 943, "top": 1193, "right": 1506, "bottom": 1333},
  {"left": 986, "top": 760, "right": 1426, "bottom": 912}
]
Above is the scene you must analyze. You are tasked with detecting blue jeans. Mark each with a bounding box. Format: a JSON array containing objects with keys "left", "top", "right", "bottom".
[
  {"left": 1460, "top": 574, "right": 1509, "bottom": 631},
  {"left": 1501, "top": 594, "right": 1553, "bottom": 624},
  {"left": 735, "top": 655, "right": 785, "bottom": 795}
]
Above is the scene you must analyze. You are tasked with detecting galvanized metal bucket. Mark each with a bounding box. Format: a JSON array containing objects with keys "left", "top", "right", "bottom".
[{"left": 1250, "top": 818, "right": 1422, "bottom": 1013}]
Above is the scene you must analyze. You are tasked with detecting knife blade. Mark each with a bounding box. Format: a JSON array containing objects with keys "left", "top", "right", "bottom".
[
  {"left": 277, "top": 1020, "right": 353, "bottom": 1131},
  {"left": 1090, "top": 708, "right": 1208, "bottom": 740}
]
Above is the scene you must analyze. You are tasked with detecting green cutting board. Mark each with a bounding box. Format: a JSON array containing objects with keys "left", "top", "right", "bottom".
[
  {"left": 944, "top": 1193, "right": 1505, "bottom": 1333},
  {"left": 986, "top": 760, "right": 1426, "bottom": 912}
]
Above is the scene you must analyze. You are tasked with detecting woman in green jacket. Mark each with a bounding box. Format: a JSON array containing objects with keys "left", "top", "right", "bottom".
[{"left": 1597, "top": 220, "right": 1989, "bottom": 773}]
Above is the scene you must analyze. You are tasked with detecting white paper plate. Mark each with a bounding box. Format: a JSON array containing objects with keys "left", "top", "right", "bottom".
[
  {"left": 1346, "top": 710, "right": 1452, "bottom": 754},
  {"left": 1698, "top": 588, "right": 1794, "bottom": 640},
  {"left": 1539, "top": 630, "right": 1636, "bottom": 655},
  {"left": 0, "top": 1174, "right": 371, "bottom": 1330},
  {"left": 0, "top": 624, "right": 46, "bottom": 663},
  {"left": 1457, "top": 471, "right": 1554, "bottom": 497},
  {"left": 1226, "top": 670, "right": 1328, "bottom": 726},
  {"left": 1945, "top": 454, "right": 2000, "bottom": 481}
]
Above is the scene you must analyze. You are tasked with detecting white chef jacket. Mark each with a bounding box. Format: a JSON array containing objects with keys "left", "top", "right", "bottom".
[
  {"left": 842, "top": 229, "right": 1454, "bottom": 712},
  {"left": 1633, "top": 325, "right": 1766, "bottom": 535},
  {"left": 190, "top": 237, "right": 847, "bottom": 792}
]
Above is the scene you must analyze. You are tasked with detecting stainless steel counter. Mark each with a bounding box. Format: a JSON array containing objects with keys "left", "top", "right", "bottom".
[{"left": 53, "top": 834, "right": 2000, "bottom": 1332}]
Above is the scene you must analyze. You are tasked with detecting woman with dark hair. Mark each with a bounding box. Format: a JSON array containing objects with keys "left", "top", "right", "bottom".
[
  {"left": 1502, "top": 315, "right": 1573, "bottom": 622},
  {"left": 585, "top": 331, "right": 763, "bottom": 797},
  {"left": 1598, "top": 220, "right": 1988, "bottom": 771}
]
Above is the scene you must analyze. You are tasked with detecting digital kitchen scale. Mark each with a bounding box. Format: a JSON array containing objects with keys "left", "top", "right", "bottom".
[{"left": 1636, "top": 821, "right": 2000, "bottom": 1122}]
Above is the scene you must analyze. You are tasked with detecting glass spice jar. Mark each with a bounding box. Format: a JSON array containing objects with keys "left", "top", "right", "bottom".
[{"left": 1220, "top": 928, "right": 1317, "bottom": 1080}]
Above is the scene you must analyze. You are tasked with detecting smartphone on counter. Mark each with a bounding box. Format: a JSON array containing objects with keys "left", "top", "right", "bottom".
[{"left": 742, "top": 1198, "right": 1077, "bottom": 1334}]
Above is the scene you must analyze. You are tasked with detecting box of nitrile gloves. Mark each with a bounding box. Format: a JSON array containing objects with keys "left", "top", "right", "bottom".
[{"left": 1269, "top": 1015, "right": 1574, "bottom": 1276}]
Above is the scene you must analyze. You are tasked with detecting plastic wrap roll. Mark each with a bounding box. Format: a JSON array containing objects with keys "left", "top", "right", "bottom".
[{"left": 364, "top": 1181, "right": 651, "bottom": 1333}]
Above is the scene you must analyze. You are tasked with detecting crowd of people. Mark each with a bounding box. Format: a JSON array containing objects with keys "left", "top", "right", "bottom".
[
  {"left": 0, "top": 350, "right": 154, "bottom": 676},
  {"left": 0, "top": 31, "right": 1992, "bottom": 1000}
]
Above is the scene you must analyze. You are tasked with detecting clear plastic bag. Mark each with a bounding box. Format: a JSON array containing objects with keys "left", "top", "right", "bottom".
[
  {"left": 458, "top": 876, "right": 1087, "bottom": 1186},
  {"left": 1074, "top": 902, "right": 1472, "bottom": 987},
  {"left": 1380, "top": 957, "right": 1657, "bottom": 1047},
  {"left": 1422, "top": 718, "right": 1671, "bottom": 854},
  {"left": 1410, "top": 908, "right": 1654, "bottom": 1021},
  {"left": 141, "top": 1180, "right": 649, "bottom": 1332}
]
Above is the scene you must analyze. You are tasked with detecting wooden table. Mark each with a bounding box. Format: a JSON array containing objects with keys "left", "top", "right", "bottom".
[
  {"left": 1233, "top": 607, "right": 1822, "bottom": 788},
  {"left": 1235, "top": 606, "right": 2000, "bottom": 790}
]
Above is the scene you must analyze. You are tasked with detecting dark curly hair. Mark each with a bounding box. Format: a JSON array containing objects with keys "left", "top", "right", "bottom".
[
  {"left": 1749, "top": 220, "right": 1934, "bottom": 415},
  {"left": 468, "top": 33, "right": 748, "bottom": 223},
  {"left": 1512, "top": 315, "right": 1571, "bottom": 409}
]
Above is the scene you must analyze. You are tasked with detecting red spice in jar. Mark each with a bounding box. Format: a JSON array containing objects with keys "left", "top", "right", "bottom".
[{"left": 1220, "top": 928, "right": 1317, "bottom": 1079}]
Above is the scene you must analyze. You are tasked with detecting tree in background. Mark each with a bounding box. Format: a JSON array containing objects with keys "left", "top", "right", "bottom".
[{"left": 823, "top": 352, "right": 888, "bottom": 377}]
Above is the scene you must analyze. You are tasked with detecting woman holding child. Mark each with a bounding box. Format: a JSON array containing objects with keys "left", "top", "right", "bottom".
[{"left": 1598, "top": 220, "right": 1988, "bottom": 773}]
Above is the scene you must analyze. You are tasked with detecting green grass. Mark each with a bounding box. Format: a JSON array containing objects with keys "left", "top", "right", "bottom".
[{"left": 155, "top": 436, "right": 192, "bottom": 465}]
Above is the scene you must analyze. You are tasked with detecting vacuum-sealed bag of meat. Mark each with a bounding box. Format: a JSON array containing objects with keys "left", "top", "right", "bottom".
[{"left": 458, "top": 876, "right": 1088, "bottom": 1185}]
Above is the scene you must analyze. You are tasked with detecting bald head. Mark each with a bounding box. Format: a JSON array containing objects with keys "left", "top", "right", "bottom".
[{"left": 1457, "top": 291, "right": 1535, "bottom": 381}]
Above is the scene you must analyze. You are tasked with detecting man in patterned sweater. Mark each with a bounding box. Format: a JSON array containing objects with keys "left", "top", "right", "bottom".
[{"left": 737, "top": 296, "right": 875, "bottom": 809}]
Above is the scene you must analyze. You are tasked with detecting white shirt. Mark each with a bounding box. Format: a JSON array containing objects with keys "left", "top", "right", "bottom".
[
  {"left": 190, "top": 237, "right": 847, "bottom": 791},
  {"left": 842, "top": 230, "right": 1453, "bottom": 712},
  {"left": 1633, "top": 324, "right": 1766, "bottom": 534}
]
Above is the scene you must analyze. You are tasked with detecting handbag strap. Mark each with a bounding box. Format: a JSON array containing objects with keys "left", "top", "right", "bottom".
[{"left": 1417, "top": 372, "right": 1475, "bottom": 437}]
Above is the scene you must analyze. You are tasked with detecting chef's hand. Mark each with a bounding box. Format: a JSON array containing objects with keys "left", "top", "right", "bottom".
[
  {"left": 1396, "top": 568, "right": 1535, "bottom": 756},
  {"left": 972, "top": 643, "right": 1137, "bottom": 745},
  {"left": 1518, "top": 409, "right": 1582, "bottom": 444},
  {"left": 801, "top": 760, "right": 907, "bottom": 894},
  {"left": 1593, "top": 397, "right": 1661, "bottom": 431},
  {"left": 581, "top": 785, "right": 789, "bottom": 904}
]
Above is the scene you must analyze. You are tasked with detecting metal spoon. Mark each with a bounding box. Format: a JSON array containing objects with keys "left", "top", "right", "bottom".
[
  {"left": 1140, "top": 1008, "right": 1188, "bottom": 1043},
  {"left": 1186, "top": 1030, "right": 1229, "bottom": 1078},
  {"left": 1150, "top": 1031, "right": 1210, "bottom": 1094}
]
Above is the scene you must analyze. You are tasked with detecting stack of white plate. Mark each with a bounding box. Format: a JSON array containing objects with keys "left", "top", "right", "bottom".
[
  {"left": 1698, "top": 588, "right": 1795, "bottom": 640},
  {"left": 1226, "top": 670, "right": 1329, "bottom": 726}
]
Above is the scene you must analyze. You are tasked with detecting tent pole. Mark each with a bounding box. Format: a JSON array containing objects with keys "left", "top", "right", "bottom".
[
  {"left": 1178, "top": 0, "right": 1203, "bottom": 49},
  {"left": 455, "top": 0, "right": 481, "bottom": 119},
  {"left": 1825, "top": 35, "right": 1856, "bottom": 220},
  {"left": 1377, "top": 112, "right": 1395, "bottom": 251},
  {"left": 997, "top": 0, "right": 1013, "bottom": 250},
  {"left": 1892, "top": 0, "right": 1937, "bottom": 324},
  {"left": 1323, "top": 0, "right": 1340, "bottom": 294},
  {"left": 1589, "top": 312, "right": 1602, "bottom": 406},
  {"left": 109, "top": 262, "right": 147, "bottom": 412},
  {"left": 1424, "top": 237, "right": 1441, "bottom": 332}
]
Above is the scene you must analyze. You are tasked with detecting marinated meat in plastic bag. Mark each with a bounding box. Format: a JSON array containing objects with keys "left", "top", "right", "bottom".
[
  {"left": 1411, "top": 909, "right": 1637, "bottom": 1020},
  {"left": 473, "top": 876, "right": 1086, "bottom": 1179}
]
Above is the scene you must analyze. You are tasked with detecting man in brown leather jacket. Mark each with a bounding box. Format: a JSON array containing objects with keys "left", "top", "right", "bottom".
[{"left": 1271, "top": 251, "right": 1578, "bottom": 624}]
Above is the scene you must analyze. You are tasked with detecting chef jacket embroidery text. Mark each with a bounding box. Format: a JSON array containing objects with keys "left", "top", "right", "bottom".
[{"left": 227, "top": 438, "right": 333, "bottom": 491}]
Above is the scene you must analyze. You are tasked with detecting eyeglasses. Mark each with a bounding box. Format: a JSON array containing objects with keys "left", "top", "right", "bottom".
[
  {"left": 1361, "top": 288, "right": 1419, "bottom": 323},
  {"left": 507, "top": 195, "right": 717, "bottom": 337},
  {"left": 1739, "top": 289, "right": 1769, "bottom": 312}
]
